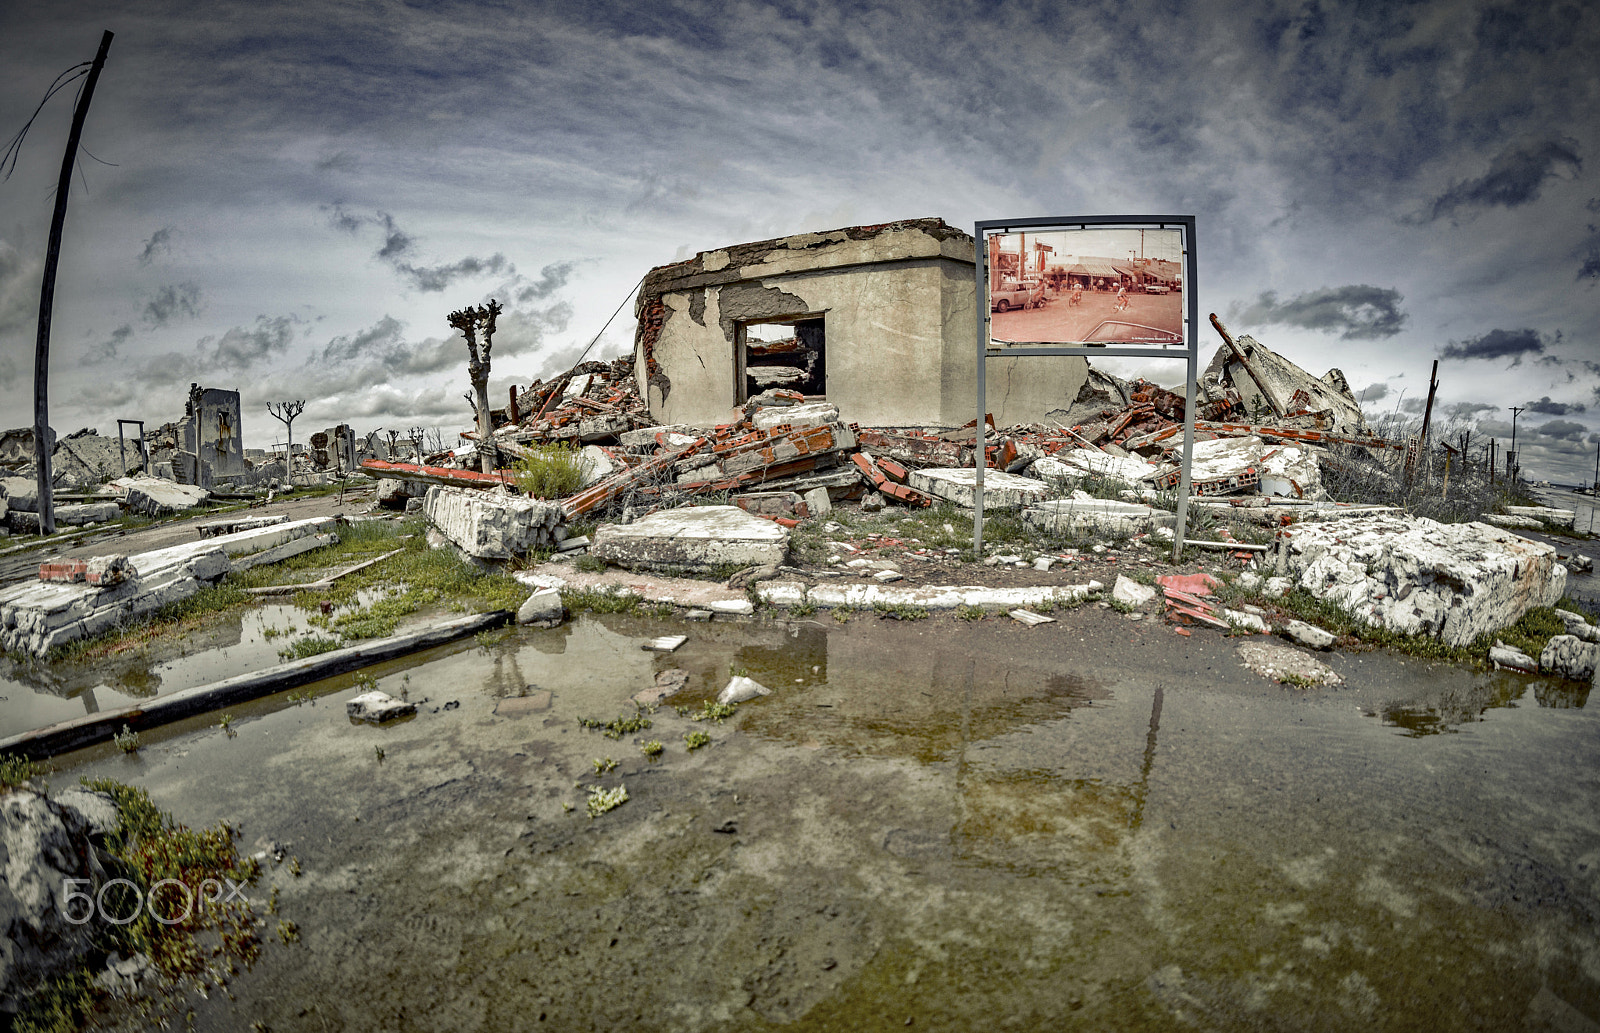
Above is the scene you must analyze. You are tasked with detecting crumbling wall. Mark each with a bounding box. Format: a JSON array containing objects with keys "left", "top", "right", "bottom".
[
  {"left": 179, "top": 384, "right": 245, "bottom": 483},
  {"left": 633, "top": 218, "right": 1088, "bottom": 429}
]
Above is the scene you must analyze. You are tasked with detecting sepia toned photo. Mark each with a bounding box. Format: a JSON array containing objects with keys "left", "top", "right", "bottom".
[{"left": 987, "top": 227, "right": 1185, "bottom": 345}]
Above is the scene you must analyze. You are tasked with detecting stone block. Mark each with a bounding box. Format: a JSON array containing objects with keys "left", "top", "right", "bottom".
[
  {"left": 590, "top": 506, "right": 788, "bottom": 572},
  {"left": 734, "top": 491, "right": 808, "bottom": 518},
  {"left": 1505, "top": 505, "right": 1576, "bottom": 529},
  {"left": 517, "top": 587, "right": 566, "bottom": 626},
  {"left": 751, "top": 402, "right": 841, "bottom": 432},
  {"left": 803, "top": 487, "right": 832, "bottom": 518},
  {"left": 423, "top": 485, "right": 564, "bottom": 559},
  {"left": 1539, "top": 635, "right": 1598, "bottom": 682},
  {"left": 346, "top": 691, "right": 417, "bottom": 723},
  {"left": 1554, "top": 608, "right": 1600, "bottom": 643},
  {"left": 1490, "top": 642, "right": 1538, "bottom": 673},
  {"left": 576, "top": 445, "right": 620, "bottom": 488},
  {"left": 909, "top": 468, "right": 1051, "bottom": 510},
  {"left": 1023, "top": 498, "right": 1176, "bottom": 536},
  {"left": 1285, "top": 515, "right": 1565, "bottom": 647}
]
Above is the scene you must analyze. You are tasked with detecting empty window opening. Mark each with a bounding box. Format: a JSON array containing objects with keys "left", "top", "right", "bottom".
[{"left": 739, "top": 317, "right": 825, "bottom": 402}]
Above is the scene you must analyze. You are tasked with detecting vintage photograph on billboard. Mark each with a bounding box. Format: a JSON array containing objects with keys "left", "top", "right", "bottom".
[{"left": 987, "top": 226, "right": 1185, "bottom": 346}]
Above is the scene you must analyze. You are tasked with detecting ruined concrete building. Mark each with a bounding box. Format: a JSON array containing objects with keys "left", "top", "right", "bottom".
[
  {"left": 177, "top": 384, "right": 244, "bottom": 486},
  {"left": 632, "top": 218, "right": 1092, "bottom": 428}
]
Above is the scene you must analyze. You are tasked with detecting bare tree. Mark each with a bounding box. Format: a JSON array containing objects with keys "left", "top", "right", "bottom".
[
  {"left": 447, "top": 299, "right": 502, "bottom": 473},
  {"left": 266, "top": 400, "right": 305, "bottom": 485}
]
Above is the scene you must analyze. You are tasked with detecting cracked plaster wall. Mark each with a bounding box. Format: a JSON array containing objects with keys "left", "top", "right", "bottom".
[{"left": 636, "top": 220, "right": 1089, "bottom": 428}]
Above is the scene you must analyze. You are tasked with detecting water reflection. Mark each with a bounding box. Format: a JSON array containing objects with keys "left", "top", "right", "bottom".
[{"left": 1379, "top": 670, "right": 1588, "bottom": 735}]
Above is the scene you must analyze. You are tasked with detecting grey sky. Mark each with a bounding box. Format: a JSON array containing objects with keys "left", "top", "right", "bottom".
[{"left": 1, "top": 0, "right": 1596, "bottom": 481}]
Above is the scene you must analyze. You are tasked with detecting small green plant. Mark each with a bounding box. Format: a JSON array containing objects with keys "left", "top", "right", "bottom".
[
  {"left": 873, "top": 601, "right": 929, "bottom": 621},
  {"left": 575, "top": 554, "right": 608, "bottom": 573},
  {"left": 262, "top": 625, "right": 283, "bottom": 640},
  {"left": 563, "top": 801, "right": 575, "bottom": 813},
  {"left": 276, "top": 919, "right": 300, "bottom": 944},
  {"left": 288, "top": 856, "right": 302, "bottom": 877},
  {"left": 586, "top": 783, "right": 629, "bottom": 818},
  {"left": 1280, "top": 673, "right": 1318, "bottom": 689},
  {"left": 592, "top": 757, "right": 618, "bottom": 774},
  {"left": 352, "top": 670, "right": 377, "bottom": 691},
  {"left": 513, "top": 442, "right": 584, "bottom": 499},
  {"left": 374, "top": 745, "right": 386, "bottom": 763},
  {"left": 1108, "top": 598, "right": 1136, "bottom": 615},
  {"left": 650, "top": 601, "right": 675, "bottom": 619},
  {"left": 560, "top": 587, "right": 641, "bottom": 615},
  {"left": 677, "top": 700, "right": 737, "bottom": 723},
  {"left": 789, "top": 602, "right": 817, "bottom": 618},
  {"left": 832, "top": 606, "right": 853, "bottom": 623},
  {"left": 640, "top": 740, "right": 664, "bottom": 757},
  {"left": 218, "top": 713, "right": 236, "bottom": 737},
  {"left": 684, "top": 730, "right": 711, "bottom": 751},
  {"left": 113, "top": 725, "right": 141, "bottom": 754},
  {"left": 1, "top": 753, "right": 43, "bottom": 789},
  {"left": 956, "top": 604, "right": 987, "bottom": 622},
  {"left": 578, "top": 709, "right": 654, "bottom": 740},
  {"left": 278, "top": 634, "right": 342, "bottom": 660}
]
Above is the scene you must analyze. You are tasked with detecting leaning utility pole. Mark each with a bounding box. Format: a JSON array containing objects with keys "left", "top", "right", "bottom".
[
  {"left": 1508, "top": 405, "right": 1525, "bottom": 483},
  {"left": 32, "top": 30, "right": 114, "bottom": 536}
]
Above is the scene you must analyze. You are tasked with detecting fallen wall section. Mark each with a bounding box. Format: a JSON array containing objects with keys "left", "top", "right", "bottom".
[{"left": 1284, "top": 514, "right": 1566, "bottom": 646}]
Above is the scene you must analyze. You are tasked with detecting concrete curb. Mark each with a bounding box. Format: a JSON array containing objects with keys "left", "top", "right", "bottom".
[
  {"left": 755, "top": 580, "right": 1104, "bottom": 610},
  {"left": 0, "top": 610, "right": 511, "bottom": 761}
]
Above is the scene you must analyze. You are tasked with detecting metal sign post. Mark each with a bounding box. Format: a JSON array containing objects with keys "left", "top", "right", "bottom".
[{"left": 973, "top": 216, "right": 1198, "bottom": 564}]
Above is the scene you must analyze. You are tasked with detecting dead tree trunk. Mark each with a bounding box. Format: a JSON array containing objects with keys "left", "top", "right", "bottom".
[
  {"left": 447, "top": 300, "right": 502, "bottom": 474},
  {"left": 266, "top": 400, "right": 305, "bottom": 485},
  {"left": 33, "top": 30, "right": 114, "bottom": 535}
]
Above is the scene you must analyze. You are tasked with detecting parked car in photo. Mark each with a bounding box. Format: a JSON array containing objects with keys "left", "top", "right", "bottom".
[
  {"left": 990, "top": 279, "right": 1047, "bottom": 312},
  {"left": 1143, "top": 283, "right": 1170, "bottom": 295},
  {"left": 1082, "top": 320, "right": 1183, "bottom": 344}
]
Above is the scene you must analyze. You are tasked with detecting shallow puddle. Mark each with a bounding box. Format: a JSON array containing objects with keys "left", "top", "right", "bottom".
[{"left": 44, "top": 612, "right": 1600, "bottom": 1031}]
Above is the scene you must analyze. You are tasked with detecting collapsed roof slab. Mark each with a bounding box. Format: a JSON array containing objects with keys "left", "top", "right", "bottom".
[{"left": 633, "top": 218, "right": 1090, "bottom": 430}]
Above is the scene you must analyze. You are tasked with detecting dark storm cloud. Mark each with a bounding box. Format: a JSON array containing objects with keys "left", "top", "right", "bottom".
[
  {"left": 138, "top": 227, "right": 173, "bottom": 266},
  {"left": 1231, "top": 285, "right": 1406, "bottom": 340},
  {"left": 516, "top": 262, "right": 577, "bottom": 304},
  {"left": 1442, "top": 401, "right": 1495, "bottom": 420},
  {"left": 1356, "top": 383, "right": 1391, "bottom": 403},
  {"left": 1439, "top": 328, "right": 1545, "bottom": 365},
  {"left": 92, "top": 323, "right": 134, "bottom": 362},
  {"left": 1536, "top": 420, "right": 1586, "bottom": 440},
  {"left": 324, "top": 204, "right": 511, "bottom": 292},
  {"left": 1400, "top": 398, "right": 1426, "bottom": 413},
  {"left": 201, "top": 315, "right": 299, "bottom": 368},
  {"left": 142, "top": 282, "right": 202, "bottom": 327},
  {"left": 1579, "top": 249, "right": 1600, "bottom": 281},
  {"left": 1526, "top": 396, "right": 1587, "bottom": 415},
  {"left": 1420, "top": 137, "right": 1582, "bottom": 222},
  {"left": 395, "top": 254, "right": 512, "bottom": 293}
]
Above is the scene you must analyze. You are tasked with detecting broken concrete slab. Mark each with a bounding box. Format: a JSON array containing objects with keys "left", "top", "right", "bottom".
[
  {"left": 1022, "top": 498, "right": 1176, "bottom": 537},
  {"left": 1033, "top": 452, "right": 1157, "bottom": 484},
  {"left": 1539, "top": 636, "right": 1597, "bottom": 682},
  {"left": 424, "top": 485, "right": 564, "bottom": 560},
  {"left": 1111, "top": 576, "right": 1156, "bottom": 608},
  {"left": 774, "top": 580, "right": 1102, "bottom": 612},
  {"left": 633, "top": 669, "right": 689, "bottom": 707},
  {"left": 1490, "top": 642, "right": 1539, "bottom": 673},
  {"left": 751, "top": 402, "right": 841, "bottom": 432},
  {"left": 117, "top": 476, "right": 211, "bottom": 515},
  {"left": 576, "top": 445, "right": 621, "bottom": 489},
  {"left": 1504, "top": 505, "right": 1576, "bottom": 529},
  {"left": 802, "top": 487, "right": 832, "bottom": 518},
  {"left": 590, "top": 505, "right": 788, "bottom": 572},
  {"left": 1284, "top": 514, "right": 1565, "bottom": 647},
  {"left": 346, "top": 691, "right": 417, "bottom": 723},
  {"left": 1281, "top": 619, "right": 1335, "bottom": 650},
  {"left": 643, "top": 634, "right": 688, "bottom": 652},
  {"left": 1008, "top": 609, "right": 1055, "bottom": 626},
  {"left": 908, "top": 468, "right": 1052, "bottom": 510},
  {"left": 516, "top": 587, "right": 565, "bottom": 627}
]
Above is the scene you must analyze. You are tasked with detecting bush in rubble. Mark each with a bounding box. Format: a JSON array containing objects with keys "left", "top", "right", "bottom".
[{"left": 513, "top": 443, "right": 584, "bottom": 499}]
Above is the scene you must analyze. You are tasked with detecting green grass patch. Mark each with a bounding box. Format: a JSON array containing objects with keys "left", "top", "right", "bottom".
[
  {"left": 512, "top": 442, "right": 584, "bottom": 500},
  {"left": 873, "top": 601, "right": 929, "bottom": 621},
  {"left": 277, "top": 634, "right": 342, "bottom": 660},
  {"left": 684, "top": 730, "right": 711, "bottom": 751},
  {"left": 578, "top": 709, "right": 654, "bottom": 740},
  {"left": 956, "top": 604, "right": 987, "bottom": 621},
  {"left": 574, "top": 554, "right": 608, "bottom": 573}
]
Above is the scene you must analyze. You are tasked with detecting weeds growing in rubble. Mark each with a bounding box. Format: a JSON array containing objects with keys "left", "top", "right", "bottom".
[
  {"left": 957, "top": 604, "right": 987, "bottom": 621},
  {"left": 586, "top": 784, "right": 629, "bottom": 817},
  {"left": 831, "top": 606, "right": 853, "bottom": 623},
  {"left": 277, "top": 634, "right": 341, "bottom": 660},
  {"left": 574, "top": 554, "right": 607, "bottom": 573},
  {"left": 1, "top": 753, "right": 45, "bottom": 789},
  {"left": 114, "top": 725, "right": 142, "bottom": 753},
  {"left": 512, "top": 443, "right": 584, "bottom": 499},
  {"left": 560, "top": 586, "right": 641, "bottom": 615},
  {"left": 873, "top": 601, "right": 929, "bottom": 621},
  {"left": 683, "top": 730, "right": 711, "bottom": 751}
]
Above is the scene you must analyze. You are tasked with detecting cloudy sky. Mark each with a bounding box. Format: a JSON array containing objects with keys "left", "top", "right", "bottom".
[{"left": 1, "top": 0, "right": 1597, "bottom": 482}]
